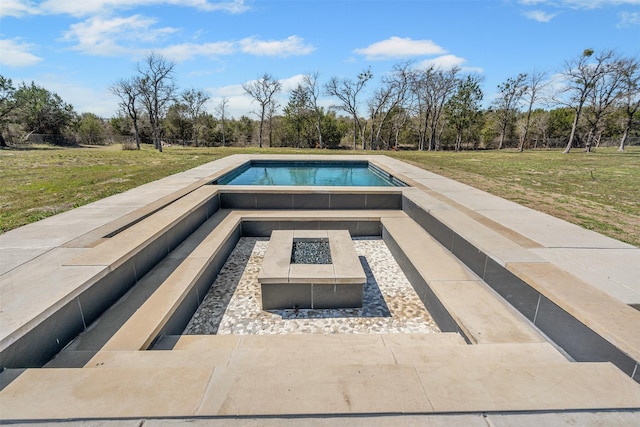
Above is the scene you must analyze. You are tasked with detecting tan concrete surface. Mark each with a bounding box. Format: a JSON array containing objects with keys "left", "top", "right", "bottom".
[
  {"left": 390, "top": 341, "right": 567, "bottom": 365},
  {"left": 531, "top": 247, "right": 640, "bottom": 307},
  {"left": 508, "top": 261, "right": 640, "bottom": 361},
  {"left": 0, "top": 367, "right": 215, "bottom": 419},
  {"left": 0, "top": 248, "right": 107, "bottom": 352},
  {"left": 425, "top": 206, "right": 545, "bottom": 264},
  {"left": 288, "top": 263, "right": 335, "bottom": 283},
  {"left": 6, "top": 412, "right": 640, "bottom": 427},
  {"left": 487, "top": 208, "right": 636, "bottom": 249},
  {"left": 257, "top": 230, "right": 293, "bottom": 284},
  {"left": 417, "top": 361, "right": 640, "bottom": 412},
  {"left": 382, "top": 217, "right": 478, "bottom": 282},
  {"left": 99, "top": 212, "right": 241, "bottom": 351},
  {"left": 200, "top": 363, "right": 434, "bottom": 415},
  {"left": 259, "top": 229, "right": 366, "bottom": 286},
  {"left": 86, "top": 348, "right": 233, "bottom": 368},
  {"left": 328, "top": 230, "right": 366, "bottom": 283},
  {"left": 172, "top": 334, "right": 242, "bottom": 351},
  {"left": 428, "top": 280, "right": 546, "bottom": 344},
  {"left": 2, "top": 154, "right": 640, "bottom": 423},
  {"left": 66, "top": 186, "right": 218, "bottom": 269}
]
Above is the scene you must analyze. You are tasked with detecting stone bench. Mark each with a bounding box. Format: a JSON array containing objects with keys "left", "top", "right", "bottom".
[
  {"left": 381, "top": 216, "right": 546, "bottom": 344},
  {"left": 0, "top": 186, "right": 221, "bottom": 369},
  {"left": 98, "top": 210, "right": 242, "bottom": 352}
]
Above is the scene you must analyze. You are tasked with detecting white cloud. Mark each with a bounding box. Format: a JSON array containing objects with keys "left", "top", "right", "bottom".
[
  {"left": 519, "top": 0, "right": 640, "bottom": 8},
  {"left": 618, "top": 11, "right": 640, "bottom": 26},
  {"left": 188, "top": 0, "right": 249, "bottom": 13},
  {"left": 239, "top": 36, "right": 315, "bottom": 57},
  {"left": 159, "top": 42, "right": 235, "bottom": 62},
  {"left": 565, "top": 0, "right": 640, "bottom": 7},
  {"left": 279, "top": 74, "right": 306, "bottom": 92},
  {"left": 62, "top": 20, "right": 315, "bottom": 61},
  {"left": 64, "top": 86, "right": 120, "bottom": 117},
  {"left": 207, "top": 74, "right": 311, "bottom": 118},
  {"left": 0, "top": 0, "right": 40, "bottom": 17},
  {"left": 354, "top": 36, "right": 446, "bottom": 60},
  {"left": 21, "top": 75, "right": 120, "bottom": 116},
  {"left": 416, "top": 54, "right": 483, "bottom": 73},
  {"left": 38, "top": 0, "right": 249, "bottom": 17},
  {"left": 523, "top": 10, "right": 557, "bottom": 21},
  {"left": 544, "top": 72, "right": 571, "bottom": 103},
  {"left": 63, "top": 15, "right": 177, "bottom": 55},
  {"left": 207, "top": 83, "right": 256, "bottom": 119},
  {"left": 0, "top": 38, "right": 42, "bottom": 67}
]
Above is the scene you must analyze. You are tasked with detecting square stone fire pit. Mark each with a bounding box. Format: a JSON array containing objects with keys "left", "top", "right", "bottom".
[{"left": 258, "top": 230, "right": 366, "bottom": 310}]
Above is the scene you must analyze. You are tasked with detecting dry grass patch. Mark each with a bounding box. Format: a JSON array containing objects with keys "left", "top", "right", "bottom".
[{"left": 391, "top": 147, "right": 640, "bottom": 247}]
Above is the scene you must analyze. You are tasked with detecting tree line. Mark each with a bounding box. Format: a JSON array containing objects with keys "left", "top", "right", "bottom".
[{"left": 1, "top": 49, "right": 638, "bottom": 152}]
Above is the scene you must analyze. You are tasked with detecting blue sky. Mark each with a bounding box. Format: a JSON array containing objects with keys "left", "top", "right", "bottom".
[{"left": 1, "top": 0, "right": 639, "bottom": 119}]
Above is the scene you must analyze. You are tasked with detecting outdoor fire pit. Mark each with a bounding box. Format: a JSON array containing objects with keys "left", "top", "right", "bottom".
[{"left": 258, "top": 230, "right": 366, "bottom": 310}]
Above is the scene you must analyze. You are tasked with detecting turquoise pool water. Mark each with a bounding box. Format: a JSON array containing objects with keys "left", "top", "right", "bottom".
[{"left": 214, "top": 161, "right": 405, "bottom": 186}]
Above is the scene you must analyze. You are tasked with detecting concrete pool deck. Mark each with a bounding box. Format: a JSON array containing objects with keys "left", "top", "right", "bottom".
[{"left": 1, "top": 154, "right": 639, "bottom": 424}]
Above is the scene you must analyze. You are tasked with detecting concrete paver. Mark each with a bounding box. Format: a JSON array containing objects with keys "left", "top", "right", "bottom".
[
  {"left": 507, "top": 261, "right": 640, "bottom": 361},
  {"left": 0, "top": 248, "right": 106, "bottom": 344},
  {"left": 0, "top": 367, "right": 215, "bottom": 419},
  {"left": 532, "top": 247, "right": 640, "bottom": 307},
  {"left": 428, "top": 280, "right": 545, "bottom": 344},
  {"left": 382, "top": 217, "right": 478, "bottom": 282},
  {"left": 416, "top": 362, "right": 640, "bottom": 412},
  {"left": 200, "top": 363, "right": 434, "bottom": 416},
  {"left": 487, "top": 208, "right": 635, "bottom": 249}
]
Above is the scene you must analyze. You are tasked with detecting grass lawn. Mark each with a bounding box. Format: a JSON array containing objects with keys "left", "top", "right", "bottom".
[{"left": 1, "top": 143, "right": 639, "bottom": 247}]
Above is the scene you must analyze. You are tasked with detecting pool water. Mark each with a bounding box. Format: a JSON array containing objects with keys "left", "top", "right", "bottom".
[{"left": 215, "top": 161, "right": 405, "bottom": 187}]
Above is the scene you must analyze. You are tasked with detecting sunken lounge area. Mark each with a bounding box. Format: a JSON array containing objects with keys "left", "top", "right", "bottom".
[{"left": 1, "top": 154, "right": 639, "bottom": 425}]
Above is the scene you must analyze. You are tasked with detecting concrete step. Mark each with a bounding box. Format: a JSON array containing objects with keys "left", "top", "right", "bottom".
[
  {"left": 382, "top": 217, "right": 546, "bottom": 344},
  {"left": 85, "top": 333, "right": 568, "bottom": 370},
  {"left": 202, "top": 361, "right": 640, "bottom": 416},
  {"left": 44, "top": 210, "right": 235, "bottom": 369},
  {"left": 97, "top": 211, "right": 241, "bottom": 351},
  {"left": 2, "top": 358, "right": 639, "bottom": 420}
]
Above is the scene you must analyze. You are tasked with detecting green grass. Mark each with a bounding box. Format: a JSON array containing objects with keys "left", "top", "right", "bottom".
[
  {"left": 390, "top": 147, "right": 640, "bottom": 246},
  {"left": 1, "top": 144, "right": 638, "bottom": 247}
]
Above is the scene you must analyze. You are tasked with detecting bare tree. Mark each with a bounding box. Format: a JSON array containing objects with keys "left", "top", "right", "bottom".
[
  {"left": 243, "top": 73, "right": 281, "bottom": 148},
  {"left": 215, "top": 97, "right": 229, "bottom": 147},
  {"left": 181, "top": 88, "right": 209, "bottom": 146},
  {"left": 266, "top": 99, "right": 279, "bottom": 148},
  {"left": 302, "top": 72, "right": 324, "bottom": 148},
  {"left": 618, "top": 57, "right": 640, "bottom": 151},
  {"left": 324, "top": 68, "right": 373, "bottom": 149},
  {"left": 519, "top": 70, "right": 548, "bottom": 151},
  {"left": 410, "top": 66, "right": 459, "bottom": 151},
  {"left": 584, "top": 55, "right": 626, "bottom": 151},
  {"left": 111, "top": 77, "right": 142, "bottom": 149},
  {"left": 368, "top": 85, "right": 395, "bottom": 150},
  {"left": 494, "top": 73, "right": 528, "bottom": 149},
  {"left": 368, "top": 62, "right": 411, "bottom": 150},
  {"left": 558, "top": 49, "right": 616, "bottom": 154},
  {"left": 137, "top": 52, "right": 177, "bottom": 152}
]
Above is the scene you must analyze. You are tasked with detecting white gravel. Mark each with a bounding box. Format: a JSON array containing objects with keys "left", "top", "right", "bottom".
[{"left": 183, "top": 237, "right": 440, "bottom": 335}]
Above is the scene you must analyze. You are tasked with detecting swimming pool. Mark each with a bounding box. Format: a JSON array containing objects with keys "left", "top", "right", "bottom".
[{"left": 213, "top": 161, "right": 407, "bottom": 187}]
